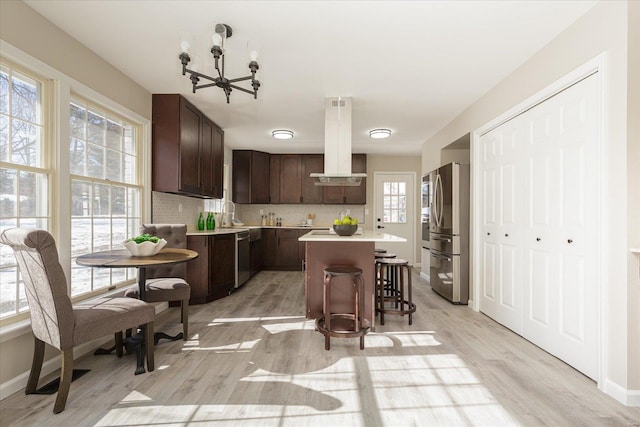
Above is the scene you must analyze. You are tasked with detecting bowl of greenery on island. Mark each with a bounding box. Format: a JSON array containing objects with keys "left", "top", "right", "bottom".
[
  {"left": 123, "top": 234, "right": 167, "bottom": 256},
  {"left": 332, "top": 215, "right": 358, "bottom": 236}
]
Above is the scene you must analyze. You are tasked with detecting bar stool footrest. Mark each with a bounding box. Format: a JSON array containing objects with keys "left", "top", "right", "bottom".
[
  {"left": 379, "top": 300, "right": 417, "bottom": 316},
  {"left": 316, "top": 315, "right": 371, "bottom": 338}
]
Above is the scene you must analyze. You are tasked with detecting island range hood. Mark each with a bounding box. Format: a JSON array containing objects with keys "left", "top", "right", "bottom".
[{"left": 310, "top": 97, "right": 366, "bottom": 186}]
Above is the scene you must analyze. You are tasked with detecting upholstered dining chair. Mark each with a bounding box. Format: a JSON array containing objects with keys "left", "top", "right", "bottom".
[
  {"left": 0, "top": 228, "right": 155, "bottom": 414},
  {"left": 124, "top": 224, "right": 191, "bottom": 340}
]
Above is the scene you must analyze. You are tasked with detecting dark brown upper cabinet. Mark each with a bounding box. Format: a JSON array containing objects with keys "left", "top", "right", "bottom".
[
  {"left": 233, "top": 151, "right": 366, "bottom": 205},
  {"left": 152, "top": 94, "right": 223, "bottom": 198},
  {"left": 278, "top": 154, "right": 303, "bottom": 203},
  {"left": 232, "top": 150, "right": 270, "bottom": 204},
  {"left": 323, "top": 154, "right": 367, "bottom": 204},
  {"left": 301, "top": 154, "right": 324, "bottom": 204}
]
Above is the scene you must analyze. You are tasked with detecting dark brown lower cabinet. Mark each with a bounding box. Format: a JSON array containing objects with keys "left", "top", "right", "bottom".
[
  {"left": 262, "top": 228, "right": 307, "bottom": 271},
  {"left": 250, "top": 236, "right": 263, "bottom": 276},
  {"left": 186, "top": 234, "right": 235, "bottom": 304}
]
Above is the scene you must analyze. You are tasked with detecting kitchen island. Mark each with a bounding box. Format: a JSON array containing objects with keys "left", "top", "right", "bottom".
[{"left": 299, "top": 229, "right": 406, "bottom": 331}]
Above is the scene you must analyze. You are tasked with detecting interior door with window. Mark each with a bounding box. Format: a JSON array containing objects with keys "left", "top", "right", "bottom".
[{"left": 374, "top": 173, "right": 415, "bottom": 265}]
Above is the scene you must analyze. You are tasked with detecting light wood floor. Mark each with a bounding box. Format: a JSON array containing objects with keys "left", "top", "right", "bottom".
[{"left": 1, "top": 270, "right": 638, "bottom": 426}]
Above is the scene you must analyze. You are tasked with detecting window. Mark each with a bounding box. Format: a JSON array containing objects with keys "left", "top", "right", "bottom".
[
  {"left": 69, "top": 97, "right": 142, "bottom": 297},
  {"left": 382, "top": 181, "right": 407, "bottom": 223},
  {"left": 0, "top": 61, "right": 51, "bottom": 320}
]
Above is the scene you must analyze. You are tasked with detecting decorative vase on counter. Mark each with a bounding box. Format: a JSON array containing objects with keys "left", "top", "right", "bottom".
[
  {"left": 206, "top": 212, "right": 216, "bottom": 230},
  {"left": 197, "top": 212, "right": 205, "bottom": 230}
]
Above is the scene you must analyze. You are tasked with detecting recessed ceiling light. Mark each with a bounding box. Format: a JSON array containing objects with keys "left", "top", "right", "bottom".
[
  {"left": 272, "top": 129, "right": 294, "bottom": 140},
  {"left": 369, "top": 128, "right": 391, "bottom": 139}
]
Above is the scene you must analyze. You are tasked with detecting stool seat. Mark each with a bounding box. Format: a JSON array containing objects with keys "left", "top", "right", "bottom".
[
  {"left": 376, "top": 258, "right": 408, "bottom": 266},
  {"left": 374, "top": 248, "right": 387, "bottom": 253},
  {"left": 375, "top": 252, "right": 396, "bottom": 259},
  {"left": 317, "top": 265, "right": 370, "bottom": 350}
]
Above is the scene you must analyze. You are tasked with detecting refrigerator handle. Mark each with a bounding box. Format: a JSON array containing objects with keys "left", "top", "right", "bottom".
[
  {"left": 431, "top": 251, "right": 452, "bottom": 262},
  {"left": 437, "top": 173, "right": 444, "bottom": 227},
  {"left": 433, "top": 173, "right": 440, "bottom": 227}
]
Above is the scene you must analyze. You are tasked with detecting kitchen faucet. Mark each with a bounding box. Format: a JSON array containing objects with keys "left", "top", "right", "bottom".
[{"left": 222, "top": 201, "right": 236, "bottom": 227}]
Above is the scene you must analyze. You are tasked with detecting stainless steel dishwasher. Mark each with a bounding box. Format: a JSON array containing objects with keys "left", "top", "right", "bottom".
[{"left": 235, "top": 230, "right": 251, "bottom": 288}]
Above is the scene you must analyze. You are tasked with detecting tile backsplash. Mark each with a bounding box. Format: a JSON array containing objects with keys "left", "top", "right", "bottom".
[
  {"left": 152, "top": 192, "right": 204, "bottom": 231},
  {"left": 235, "top": 204, "right": 365, "bottom": 227},
  {"left": 152, "top": 192, "right": 366, "bottom": 230}
]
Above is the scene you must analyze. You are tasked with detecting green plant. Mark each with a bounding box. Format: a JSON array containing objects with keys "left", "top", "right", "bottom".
[{"left": 126, "top": 233, "right": 160, "bottom": 244}]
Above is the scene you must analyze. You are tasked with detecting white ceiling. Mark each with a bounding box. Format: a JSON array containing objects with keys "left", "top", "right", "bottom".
[{"left": 25, "top": 0, "right": 597, "bottom": 155}]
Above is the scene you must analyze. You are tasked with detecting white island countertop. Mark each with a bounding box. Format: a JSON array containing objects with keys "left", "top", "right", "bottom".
[{"left": 299, "top": 229, "right": 406, "bottom": 243}]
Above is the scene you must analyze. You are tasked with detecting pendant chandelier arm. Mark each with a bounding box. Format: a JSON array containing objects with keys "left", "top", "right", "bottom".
[
  {"left": 228, "top": 84, "right": 256, "bottom": 95},
  {"left": 185, "top": 69, "right": 218, "bottom": 83},
  {"left": 194, "top": 82, "right": 220, "bottom": 90},
  {"left": 227, "top": 75, "right": 254, "bottom": 84}
]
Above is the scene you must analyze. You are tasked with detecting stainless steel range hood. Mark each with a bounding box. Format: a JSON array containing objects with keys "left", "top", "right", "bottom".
[{"left": 310, "top": 97, "right": 366, "bottom": 186}]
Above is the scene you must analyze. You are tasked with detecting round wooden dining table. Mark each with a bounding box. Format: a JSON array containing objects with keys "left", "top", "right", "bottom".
[
  {"left": 76, "top": 248, "right": 198, "bottom": 301},
  {"left": 76, "top": 248, "right": 198, "bottom": 373}
]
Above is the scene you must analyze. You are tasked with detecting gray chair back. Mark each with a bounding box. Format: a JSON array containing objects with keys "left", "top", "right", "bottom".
[
  {"left": 139, "top": 224, "right": 187, "bottom": 280},
  {"left": 0, "top": 229, "right": 74, "bottom": 350}
]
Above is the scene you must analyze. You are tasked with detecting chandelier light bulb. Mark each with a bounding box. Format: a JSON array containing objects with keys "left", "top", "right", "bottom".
[
  {"left": 212, "top": 33, "right": 223, "bottom": 47},
  {"left": 180, "top": 40, "right": 190, "bottom": 53},
  {"left": 249, "top": 50, "right": 259, "bottom": 61}
]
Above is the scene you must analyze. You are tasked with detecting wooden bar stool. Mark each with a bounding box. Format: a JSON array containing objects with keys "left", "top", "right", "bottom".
[
  {"left": 316, "top": 266, "right": 370, "bottom": 350},
  {"left": 376, "top": 258, "right": 416, "bottom": 325}
]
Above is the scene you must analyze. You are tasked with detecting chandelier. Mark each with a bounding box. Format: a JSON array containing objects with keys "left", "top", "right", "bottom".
[{"left": 179, "top": 24, "right": 260, "bottom": 103}]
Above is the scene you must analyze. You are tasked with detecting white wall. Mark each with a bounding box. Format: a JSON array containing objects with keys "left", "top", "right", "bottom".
[{"left": 421, "top": 0, "right": 639, "bottom": 401}]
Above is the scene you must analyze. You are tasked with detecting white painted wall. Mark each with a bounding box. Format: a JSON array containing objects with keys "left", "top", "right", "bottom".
[{"left": 421, "top": 0, "right": 639, "bottom": 401}]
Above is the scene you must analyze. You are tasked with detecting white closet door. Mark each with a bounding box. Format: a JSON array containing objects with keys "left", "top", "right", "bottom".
[
  {"left": 479, "top": 118, "right": 523, "bottom": 333},
  {"left": 522, "top": 75, "right": 599, "bottom": 378},
  {"left": 479, "top": 73, "right": 600, "bottom": 380}
]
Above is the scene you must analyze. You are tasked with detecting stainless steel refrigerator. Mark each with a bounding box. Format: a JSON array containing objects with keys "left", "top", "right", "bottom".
[{"left": 429, "top": 162, "right": 470, "bottom": 304}]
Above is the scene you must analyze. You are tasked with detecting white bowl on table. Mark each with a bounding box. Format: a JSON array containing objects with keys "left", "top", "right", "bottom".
[{"left": 123, "top": 238, "right": 167, "bottom": 256}]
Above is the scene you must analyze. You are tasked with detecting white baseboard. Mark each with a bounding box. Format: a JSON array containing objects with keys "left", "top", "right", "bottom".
[
  {"left": 601, "top": 378, "right": 640, "bottom": 407},
  {"left": 420, "top": 271, "right": 430, "bottom": 283}
]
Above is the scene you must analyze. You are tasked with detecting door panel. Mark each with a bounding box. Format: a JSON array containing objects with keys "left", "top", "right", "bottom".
[
  {"left": 374, "top": 173, "right": 415, "bottom": 265},
  {"left": 479, "top": 73, "right": 599, "bottom": 380}
]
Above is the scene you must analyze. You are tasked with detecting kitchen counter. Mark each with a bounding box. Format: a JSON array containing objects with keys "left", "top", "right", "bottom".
[
  {"left": 299, "top": 229, "right": 407, "bottom": 243},
  {"left": 187, "top": 225, "right": 329, "bottom": 235}
]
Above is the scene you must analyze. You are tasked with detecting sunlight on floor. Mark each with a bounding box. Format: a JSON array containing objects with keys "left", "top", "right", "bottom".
[{"left": 103, "top": 316, "right": 520, "bottom": 427}]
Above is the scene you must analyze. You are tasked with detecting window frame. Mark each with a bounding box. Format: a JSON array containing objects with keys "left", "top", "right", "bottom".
[
  {"left": 68, "top": 95, "right": 144, "bottom": 298},
  {"left": 0, "top": 42, "right": 152, "bottom": 326},
  {"left": 0, "top": 58, "right": 53, "bottom": 324}
]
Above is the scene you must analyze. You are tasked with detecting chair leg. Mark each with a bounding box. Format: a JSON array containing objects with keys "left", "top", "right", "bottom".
[
  {"left": 115, "top": 331, "right": 124, "bottom": 357},
  {"left": 145, "top": 321, "right": 155, "bottom": 372},
  {"left": 181, "top": 299, "right": 189, "bottom": 341},
  {"left": 25, "top": 337, "right": 45, "bottom": 394},
  {"left": 53, "top": 349, "right": 73, "bottom": 414}
]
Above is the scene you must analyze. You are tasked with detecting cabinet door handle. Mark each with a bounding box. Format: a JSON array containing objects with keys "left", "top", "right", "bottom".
[
  {"left": 487, "top": 232, "right": 491, "bottom": 236},
  {"left": 567, "top": 239, "right": 573, "bottom": 244},
  {"left": 536, "top": 237, "right": 541, "bottom": 242},
  {"left": 505, "top": 233, "right": 509, "bottom": 237},
  {"left": 300, "top": 196, "right": 303, "bottom": 203},
  {"left": 343, "top": 196, "right": 346, "bottom": 204}
]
